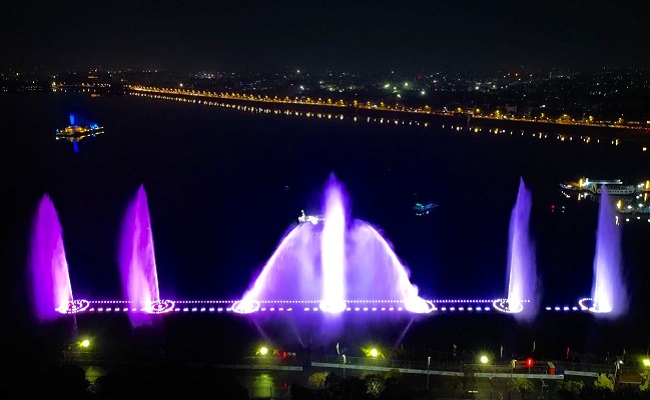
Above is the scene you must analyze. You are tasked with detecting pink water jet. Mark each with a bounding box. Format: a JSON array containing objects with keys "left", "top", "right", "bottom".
[
  {"left": 119, "top": 185, "right": 161, "bottom": 325},
  {"left": 28, "top": 194, "right": 73, "bottom": 321}
]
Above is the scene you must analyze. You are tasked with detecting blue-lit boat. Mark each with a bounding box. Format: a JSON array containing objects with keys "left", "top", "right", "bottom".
[
  {"left": 413, "top": 201, "right": 438, "bottom": 216},
  {"left": 55, "top": 113, "right": 104, "bottom": 142}
]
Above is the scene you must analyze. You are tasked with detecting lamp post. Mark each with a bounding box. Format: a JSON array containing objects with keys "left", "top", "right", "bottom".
[
  {"left": 540, "top": 378, "right": 548, "bottom": 400},
  {"left": 614, "top": 358, "right": 623, "bottom": 390},
  {"left": 342, "top": 354, "right": 347, "bottom": 378},
  {"left": 509, "top": 359, "right": 515, "bottom": 400},
  {"left": 426, "top": 356, "right": 431, "bottom": 390}
]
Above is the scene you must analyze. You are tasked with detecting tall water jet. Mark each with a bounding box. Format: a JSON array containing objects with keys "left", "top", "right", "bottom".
[
  {"left": 119, "top": 185, "right": 160, "bottom": 325},
  {"left": 506, "top": 178, "right": 538, "bottom": 319},
  {"left": 319, "top": 176, "right": 347, "bottom": 313},
  {"left": 28, "top": 194, "right": 73, "bottom": 321},
  {"left": 591, "top": 187, "right": 627, "bottom": 316}
]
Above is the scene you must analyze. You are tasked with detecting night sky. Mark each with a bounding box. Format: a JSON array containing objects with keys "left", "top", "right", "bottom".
[{"left": 2, "top": 0, "right": 649, "bottom": 72}]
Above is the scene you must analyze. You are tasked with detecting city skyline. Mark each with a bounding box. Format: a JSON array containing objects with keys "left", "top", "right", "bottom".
[{"left": 2, "top": 0, "right": 650, "bottom": 72}]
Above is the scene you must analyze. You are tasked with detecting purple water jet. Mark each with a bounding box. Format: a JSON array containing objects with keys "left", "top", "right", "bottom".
[
  {"left": 28, "top": 194, "right": 73, "bottom": 321},
  {"left": 506, "top": 178, "right": 538, "bottom": 319},
  {"left": 319, "top": 177, "right": 347, "bottom": 312},
  {"left": 119, "top": 185, "right": 160, "bottom": 325},
  {"left": 239, "top": 175, "right": 428, "bottom": 313},
  {"left": 591, "top": 187, "right": 627, "bottom": 316}
]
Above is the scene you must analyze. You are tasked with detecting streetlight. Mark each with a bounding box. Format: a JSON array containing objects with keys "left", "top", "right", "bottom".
[
  {"left": 614, "top": 358, "right": 623, "bottom": 390},
  {"left": 480, "top": 355, "right": 489, "bottom": 364},
  {"left": 258, "top": 346, "right": 269, "bottom": 356},
  {"left": 643, "top": 359, "right": 650, "bottom": 367},
  {"left": 369, "top": 348, "right": 379, "bottom": 358},
  {"left": 509, "top": 359, "right": 516, "bottom": 400},
  {"left": 64, "top": 338, "right": 91, "bottom": 361}
]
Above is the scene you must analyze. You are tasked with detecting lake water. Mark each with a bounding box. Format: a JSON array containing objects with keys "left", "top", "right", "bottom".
[{"left": 3, "top": 91, "right": 649, "bottom": 361}]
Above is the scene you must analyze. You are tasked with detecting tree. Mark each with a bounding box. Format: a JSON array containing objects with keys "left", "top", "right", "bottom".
[
  {"left": 508, "top": 377, "right": 534, "bottom": 400},
  {"left": 289, "top": 383, "right": 315, "bottom": 400},
  {"left": 448, "top": 377, "right": 464, "bottom": 399},
  {"left": 557, "top": 380, "right": 584, "bottom": 400},
  {"left": 323, "top": 375, "right": 367, "bottom": 400},
  {"left": 308, "top": 372, "right": 330, "bottom": 390},
  {"left": 385, "top": 369, "right": 402, "bottom": 381},
  {"left": 640, "top": 373, "right": 649, "bottom": 392},
  {"left": 362, "top": 373, "right": 385, "bottom": 397},
  {"left": 594, "top": 374, "right": 614, "bottom": 392},
  {"left": 459, "top": 364, "right": 478, "bottom": 391},
  {"left": 448, "top": 365, "right": 478, "bottom": 399},
  {"left": 381, "top": 376, "right": 413, "bottom": 400}
]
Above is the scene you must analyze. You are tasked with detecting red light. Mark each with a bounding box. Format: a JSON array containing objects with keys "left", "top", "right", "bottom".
[
  {"left": 526, "top": 357, "right": 534, "bottom": 367},
  {"left": 282, "top": 351, "right": 287, "bottom": 359}
]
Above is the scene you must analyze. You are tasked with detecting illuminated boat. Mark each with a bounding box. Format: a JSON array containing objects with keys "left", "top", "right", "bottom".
[
  {"left": 560, "top": 178, "right": 647, "bottom": 195},
  {"left": 55, "top": 113, "right": 104, "bottom": 142},
  {"left": 413, "top": 201, "right": 438, "bottom": 216}
]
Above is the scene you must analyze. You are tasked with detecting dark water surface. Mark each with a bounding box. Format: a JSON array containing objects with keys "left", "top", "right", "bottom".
[{"left": 3, "top": 92, "right": 649, "bottom": 361}]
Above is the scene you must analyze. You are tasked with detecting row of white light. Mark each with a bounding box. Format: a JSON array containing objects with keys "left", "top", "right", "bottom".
[
  {"left": 81, "top": 306, "right": 497, "bottom": 313},
  {"left": 61, "top": 298, "right": 606, "bottom": 314},
  {"left": 71, "top": 305, "right": 606, "bottom": 313}
]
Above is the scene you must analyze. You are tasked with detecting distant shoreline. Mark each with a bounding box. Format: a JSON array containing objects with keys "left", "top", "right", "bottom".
[{"left": 126, "top": 85, "right": 650, "bottom": 138}]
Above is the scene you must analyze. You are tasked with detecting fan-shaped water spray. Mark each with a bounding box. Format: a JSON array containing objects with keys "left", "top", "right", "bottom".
[
  {"left": 506, "top": 178, "right": 538, "bottom": 319},
  {"left": 238, "top": 175, "right": 428, "bottom": 314},
  {"left": 28, "top": 194, "right": 73, "bottom": 321},
  {"left": 119, "top": 185, "right": 161, "bottom": 325},
  {"left": 591, "top": 187, "right": 627, "bottom": 316}
]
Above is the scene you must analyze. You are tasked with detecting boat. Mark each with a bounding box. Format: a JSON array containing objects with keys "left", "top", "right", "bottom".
[
  {"left": 55, "top": 113, "right": 104, "bottom": 142},
  {"left": 413, "top": 201, "right": 438, "bottom": 216},
  {"left": 560, "top": 178, "right": 648, "bottom": 195},
  {"left": 590, "top": 184, "right": 637, "bottom": 195},
  {"left": 298, "top": 210, "right": 325, "bottom": 225}
]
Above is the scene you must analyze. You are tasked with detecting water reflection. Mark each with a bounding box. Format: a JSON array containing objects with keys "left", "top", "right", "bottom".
[
  {"left": 130, "top": 92, "right": 650, "bottom": 150},
  {"left": 250, "top": 373, "right": 274, "bottom": 399}
]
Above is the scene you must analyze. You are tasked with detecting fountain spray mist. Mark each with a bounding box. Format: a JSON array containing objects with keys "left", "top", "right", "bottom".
[
  {"left": 28, "top": 194, "right": 73, "bottom": 321},
  {"left": 506, "top": 178, "right": 538, "bottom": 320},
  {"left": 236, "top": 174, "right": 430, "bottom": 345},
  {"left": 591, "top": 187, "right": 627, "bottom": 317},
  {"left": 119, "top": 185, "right": 160, "bottom": 326}
]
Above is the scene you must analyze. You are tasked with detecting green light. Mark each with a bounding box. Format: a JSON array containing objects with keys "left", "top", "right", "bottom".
[
  {"left": 80, "top": 340, "right": 90, "bottom": 348},
  {"left": 259, "top": 346, "right": 268, "bottom": 356},
  {"left": 480, "top": 355, "right": 489, "bottom": 364},
  {"left": 643, "top": 359, "right": 650, "bottom": 367},
  {"left": 369, "top": 348, "right": 378, "bottom": 357}
]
